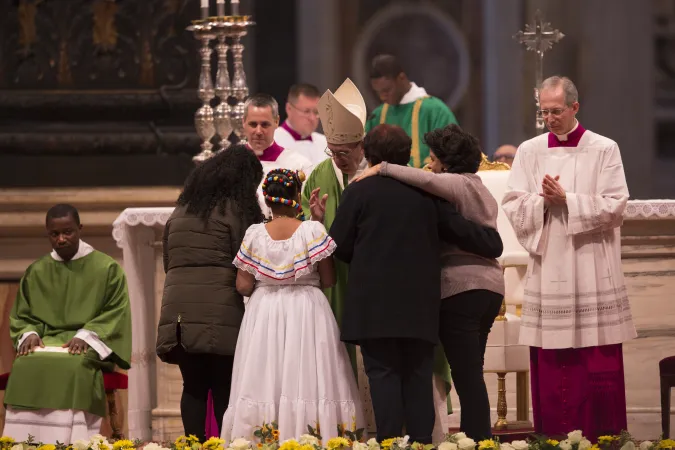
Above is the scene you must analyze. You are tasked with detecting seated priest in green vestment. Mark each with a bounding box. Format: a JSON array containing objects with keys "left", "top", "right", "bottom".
[
  {"left": 301, "top": 79, "right": 452, "bottom": 441},
  {"left": 2, "top": 204, "right": 132, "bottom": 444},
  {"left": 365, "top": 54, "right": 459, "bottom": 168}
]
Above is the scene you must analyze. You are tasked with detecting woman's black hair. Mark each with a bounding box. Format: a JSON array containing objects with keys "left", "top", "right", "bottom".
[
  {"left": 424, "top": 124, "right": 483, "bottom": 174},
  {"left": 177, "top": 144, "right": 264, "bottom": 225}
]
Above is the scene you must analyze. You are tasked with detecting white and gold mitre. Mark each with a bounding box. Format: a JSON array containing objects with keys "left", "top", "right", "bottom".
[{"left": 318, "top": 78, "right": 367, "bottom": 145}]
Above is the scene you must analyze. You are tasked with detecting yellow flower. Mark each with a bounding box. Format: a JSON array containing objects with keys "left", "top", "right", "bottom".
[
  {"left": 272, "top": 430, "right": 280, "bottom": 440},
  {"left": 381, "top": 439, "right": 397, "bottom": 450},
  {"left": 37, "top": 445, "right": 56, "bottom": 450},
  {"left": 326, "top": 438, "right": 350, "bottom": 450},
  {"left": 202, "top": 438, "right": 225, "bottom": 450},
  {"left": 113, "top": 440, "right": 136, "bottom": 450},
  {"left": 546, "top": 440, "right": 560, "bottom": 447},
  {"left": 299, "top": 446, "right": 315, "bottom": 450},
  {"left": 279, "top": 440, "right": 300, "bottom": 450},
  {"left": 479, "top": 440, "right": 498, "bottom": 450},
  {"left": 257, "top": 445, "right": 263, "bottom": 449},
  {"left": 598, "top": 437, "right": 616, "bottom": 444},
  {"left": 660, "top": 440, "right": 675, "bottom": 450},
  {"left": 0, "top": 438, "right": 15, "bottom": 446}
]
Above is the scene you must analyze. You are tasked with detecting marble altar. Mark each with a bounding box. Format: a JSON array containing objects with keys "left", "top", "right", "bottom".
[{"left": 113, "top": 200, "right": 675, "bottom": 441}]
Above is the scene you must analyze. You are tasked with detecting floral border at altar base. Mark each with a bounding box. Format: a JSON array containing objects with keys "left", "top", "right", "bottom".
[{"left": 1, "top": 430, "right": 674, "bottom": 450}]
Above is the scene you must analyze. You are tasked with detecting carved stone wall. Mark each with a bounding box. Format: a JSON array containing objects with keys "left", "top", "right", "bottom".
[{"left": 0, "top": 0, "right": 200, "bottom": 187}]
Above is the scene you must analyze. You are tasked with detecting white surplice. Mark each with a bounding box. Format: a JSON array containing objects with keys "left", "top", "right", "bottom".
[
  {"left": 274, "top": 125, "right": 329, "bottom": 168},
  {"left": 501, "top": 127, "right": 637, "bottom": 349}
]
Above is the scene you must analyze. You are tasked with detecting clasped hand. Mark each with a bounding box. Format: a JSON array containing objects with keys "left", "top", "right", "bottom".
[{"left": 540, "top": 174, "right": 566, "bottom": 206}]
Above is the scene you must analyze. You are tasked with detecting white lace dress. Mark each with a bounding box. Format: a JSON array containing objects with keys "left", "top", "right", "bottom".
[{"left": 221, "top": 220, "right": 364, "bottom": 442}]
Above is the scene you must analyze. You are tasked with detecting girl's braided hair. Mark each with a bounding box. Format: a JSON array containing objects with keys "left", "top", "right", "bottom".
[{"left": 262, "top": 168, "right": 306, "bottom": 218}]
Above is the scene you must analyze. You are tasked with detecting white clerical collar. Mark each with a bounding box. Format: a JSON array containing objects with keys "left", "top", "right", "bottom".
[
  {"left": 348, "top": 157, "right": 369, "bottom": 184},
  {"left": 553, "top": 119, "right": 579, "bottom": 142},
  {"left": 50, "top": 240, "right": 94, "bottom": 262},
  {"left": 399, "top": 82, "right": 428, "bottom": 105},
  {"left": 331, "top": 157, "right": 368, "bottom": 190}
]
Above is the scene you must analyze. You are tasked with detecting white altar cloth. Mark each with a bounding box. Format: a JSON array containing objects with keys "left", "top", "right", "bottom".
[
  {"left": 112, "top": 207, "right": 173, "bottom": 440},
  {"left": 111, "top": 200, "right": 675, "bottom": 440}
]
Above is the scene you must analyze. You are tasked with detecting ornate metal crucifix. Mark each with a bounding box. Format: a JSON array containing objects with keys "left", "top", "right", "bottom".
[{"left": 513, "top": 9, "right": 565, "bottom": 134}]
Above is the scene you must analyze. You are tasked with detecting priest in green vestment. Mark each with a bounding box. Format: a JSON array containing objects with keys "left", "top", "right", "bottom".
[
  {"left": 366, "top": 54, "right": 458, "bottom": 168},
  {"left": 302, "top": 79, "right": 451, "bottom": 440},
  {"left": 3, "top": 204, "right": 132, "bottom": 444}
]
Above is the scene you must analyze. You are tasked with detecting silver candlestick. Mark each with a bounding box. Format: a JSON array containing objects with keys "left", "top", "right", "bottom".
[
  {"left": 213, "top": 30, "right": 232, "bottom": 151},
  {"left": 225, "top": 16, "right": 253, "bottom": 146},
  {"left": 189, "top": 14, "right": 255, "bottom": 162},
  {"left": 513, "top": 9, "right": 564, "bottom": 134},
  {"left": 191, "top": 21, "right": 217, "bottom": 162}
]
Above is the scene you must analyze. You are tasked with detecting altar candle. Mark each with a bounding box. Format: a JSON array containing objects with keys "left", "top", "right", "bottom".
[
  {"left": 201, "top": 0, "right": 209, "bottom": 19},
  {"left": 216, "top": 0, "right": 224, "bottom": 16},
  {"left": 231, "top": 0, "right": 239, "bottom": 16}
]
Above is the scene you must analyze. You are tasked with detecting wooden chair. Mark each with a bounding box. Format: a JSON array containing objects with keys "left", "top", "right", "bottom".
[
  {"left": 0, "top": 371, "right": 128, "bottom": 439},
  {"left": 661, "top": 356, "right": 675, "bottom": 438}
]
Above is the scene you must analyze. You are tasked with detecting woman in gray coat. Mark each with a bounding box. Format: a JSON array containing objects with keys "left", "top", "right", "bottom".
[{"left": 156, "top": 145, "right": 264, "bottom": 441}]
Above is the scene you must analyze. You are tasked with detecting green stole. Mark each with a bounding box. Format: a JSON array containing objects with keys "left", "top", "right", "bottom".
[{"left": 366, "top": 96, "right": 459, "bottom": 169}]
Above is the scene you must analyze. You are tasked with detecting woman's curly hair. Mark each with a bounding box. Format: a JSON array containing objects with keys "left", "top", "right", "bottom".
[
  {"left": 177, "top": 144, "right": 264, "bottom": 226},
  {"left": 424, "top": 124, "right": 483, "bottom": 174}
]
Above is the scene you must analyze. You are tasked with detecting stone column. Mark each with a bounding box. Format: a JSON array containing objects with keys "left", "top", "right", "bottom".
[
  {"left": 296, "top": 0, "right": 341, "bottom": 90},
  {"left": 578, "top": 0, "right": 654, "bottom": 199},
  {"left": 482, "top": 0, "right": 526, "bottom": 154}
]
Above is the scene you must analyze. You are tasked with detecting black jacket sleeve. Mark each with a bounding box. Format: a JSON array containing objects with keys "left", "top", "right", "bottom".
[
  {"left": 436, "top": 199, "right": 503, "bottom": 259},
  {"left": 329, "top": 186, "right": 361, "bottom": 264}
]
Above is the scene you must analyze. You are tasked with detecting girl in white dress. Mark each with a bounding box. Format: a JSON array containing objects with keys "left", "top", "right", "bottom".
[{"left": 221, "top": 168, "right": 364, "bottom": 442}]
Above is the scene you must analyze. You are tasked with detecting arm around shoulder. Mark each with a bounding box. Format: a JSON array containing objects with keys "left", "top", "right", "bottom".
[{"left": 436, "top": 199, "right": 503, "bottom": 258}]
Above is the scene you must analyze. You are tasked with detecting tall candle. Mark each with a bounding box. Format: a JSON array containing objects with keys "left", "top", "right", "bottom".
[
  {"left": 231, "top": 0, "right": 239, "bottom": 16},
  {"left": 216, "top": 0, "right": 224, "bottom": 16},
  {"left": 201, "top": 0, "right": 209, "bottom": 19}
]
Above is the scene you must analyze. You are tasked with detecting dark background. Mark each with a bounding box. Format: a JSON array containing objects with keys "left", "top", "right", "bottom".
[{"left": 0, "top": 0, "right": 297, "bottom": 187}]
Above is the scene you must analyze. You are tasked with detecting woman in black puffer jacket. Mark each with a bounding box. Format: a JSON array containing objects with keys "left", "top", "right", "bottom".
[{"left": 156, "top": 145, "right": 264, "bottom": 441}]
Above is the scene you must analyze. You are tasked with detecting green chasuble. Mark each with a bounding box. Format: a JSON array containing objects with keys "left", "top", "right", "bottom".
[
  {"left": 302, "top": 159, "right": 355, "bottom": 368},
  {"left": 366, "top": 96, "right": 458, "bottom": 168},
  {"left": 5, "top": 251, "right": 132, "bottom": 417}
]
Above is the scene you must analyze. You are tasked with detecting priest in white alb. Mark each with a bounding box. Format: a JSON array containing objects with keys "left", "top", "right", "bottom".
[
  {"left": 501, "top": 76, "right": 636, "bottom": 441},
  {"left": 274, "top": 83, "right": 329, "bottom": 168},
  {"left": 3, "top": 204, "right": 131, "bottom": 444},
  {"left": 242, "top": 93, "right": 313, "bottom": 219}
]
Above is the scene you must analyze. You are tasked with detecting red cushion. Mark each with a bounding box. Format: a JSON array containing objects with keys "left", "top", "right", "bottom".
[
  {"left": 0, "top": 372, "right": 8, "bottom": 390},
  {"left": 0, "top": 371, "right": 127, "bottom": 391},
  {"left": 661, "top": 356, "right": 675, "bottom": 376},
  {"left": 103, "top": 372, "right": 128, "bottom": 390}
]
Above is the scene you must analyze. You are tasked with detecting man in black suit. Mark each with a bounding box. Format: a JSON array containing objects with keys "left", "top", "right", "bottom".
[{"left": 330, "top": 124, "right": 502, "bottom": 444}]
